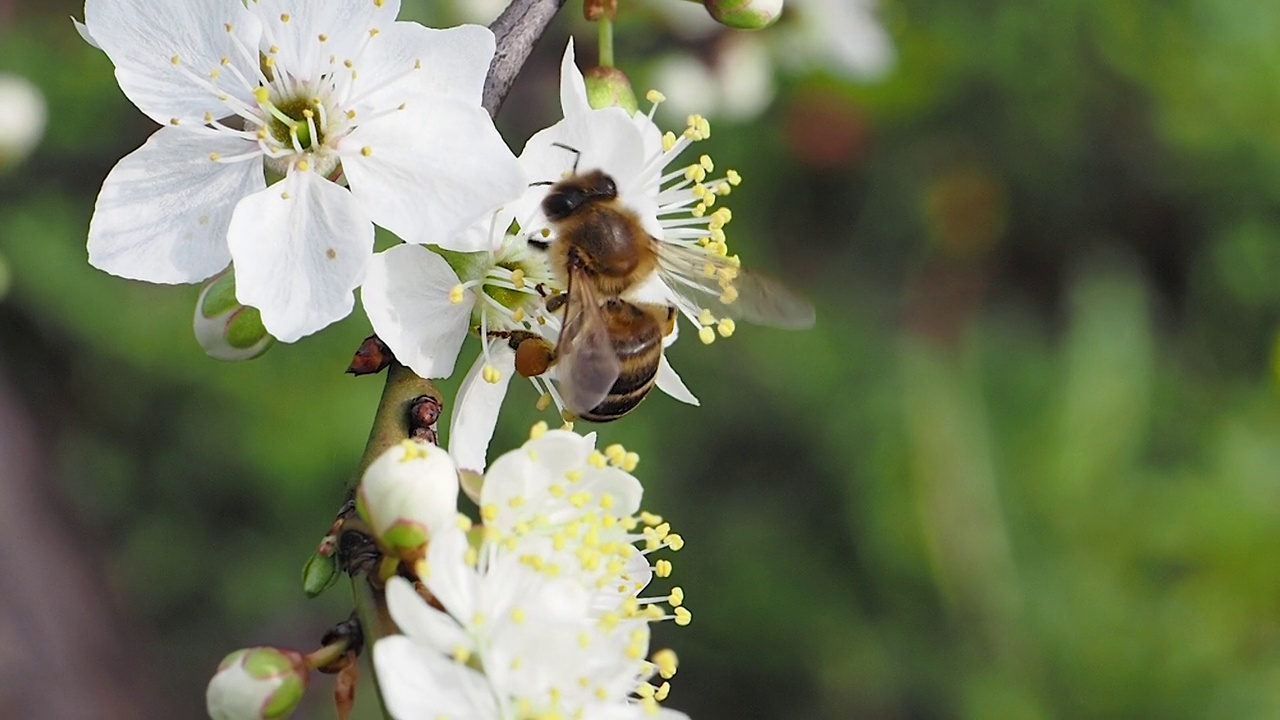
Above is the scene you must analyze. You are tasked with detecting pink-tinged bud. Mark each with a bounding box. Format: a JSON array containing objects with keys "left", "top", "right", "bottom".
[
  {"left": 356, "top": 440, "right": 459, "bottom": 559},
  {"left": 584, "top": 66, "right": 639, "bottom": 113},
  {"left": 195, "top": 270, "right": 275, "bottom": 361},
  {"left": 702, "top": 0, "right": 784, "bottom": 30},
  {"left": 206, "top": 647, "right": 308, "bottom": 720}
]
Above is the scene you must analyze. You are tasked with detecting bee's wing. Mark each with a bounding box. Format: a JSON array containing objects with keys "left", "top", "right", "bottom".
[
  {"left": 656, "top": 244, "right": 816, "bottom": 329},
  {"left": 555, "top": 266, "right": 621, "bottom": 416}
]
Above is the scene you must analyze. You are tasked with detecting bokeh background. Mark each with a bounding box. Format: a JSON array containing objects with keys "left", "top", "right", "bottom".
[{"left": 4, "top": 0, "right": 1280, "bottom": 718}]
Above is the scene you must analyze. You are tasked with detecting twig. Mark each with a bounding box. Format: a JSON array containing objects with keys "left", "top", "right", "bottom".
[{"left": 483, "top": 0, "right": 570, "bottom": 117}]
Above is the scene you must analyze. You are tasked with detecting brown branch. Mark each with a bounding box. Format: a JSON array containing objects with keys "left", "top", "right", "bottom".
[{"left": 483, "top": 0, "right": 570, "bottom": 117}]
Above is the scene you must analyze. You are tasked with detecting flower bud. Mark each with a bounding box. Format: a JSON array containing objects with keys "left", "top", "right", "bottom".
[
  {"left": 0, "top": 74, "right": 46, "bottom": 171},
  {"left": 195, "top": 270, "right": 275, "bottom": 361},
  {"left": 702, "top": 0, "right": 784, "bottom": 30},
  {"left": 301, "top": 549, "right": 340, "bottom": 599},
  {"left": 356, "top": 440, "right": 459, "bottom": 559},
  {"left": 584, "top": 66, "right": 639, "bottom": 114},
  {"left": 206, "top": 647, "right": 308, "bottom": 720}
]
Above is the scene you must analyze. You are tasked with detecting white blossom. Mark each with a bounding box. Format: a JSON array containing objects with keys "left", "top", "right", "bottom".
[
  {"left": 82, "top": 0, "right": 524, "bottom": 342},
  {"left": 374, "top": 427, "right": 691, "bottom": 720}
]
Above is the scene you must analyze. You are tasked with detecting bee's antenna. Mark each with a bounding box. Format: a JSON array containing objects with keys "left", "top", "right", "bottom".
[
  {"left": 529, "top": 180, "right": 554, "bottom": 187},
  {"left": 550, "top": 142, "right": 582, "bottom": 174}
]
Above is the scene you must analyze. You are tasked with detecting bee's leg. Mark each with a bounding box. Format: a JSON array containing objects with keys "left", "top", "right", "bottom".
[
  {"left": 528, "top": 237, "right": 550, "bottom": 251},
  {"left": 486, "top": 330, "right": 555, "bottom": 378},
  {"left": 550, "top": 142, "right": 582, "bottom": 173},
  {"left": 544, "top": 292, "right": 567, "bottom": 314}
]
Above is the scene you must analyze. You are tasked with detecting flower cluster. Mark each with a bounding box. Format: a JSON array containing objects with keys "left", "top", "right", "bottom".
[{"left": 365, "top": 427, "right": 691, "bottom": 720}]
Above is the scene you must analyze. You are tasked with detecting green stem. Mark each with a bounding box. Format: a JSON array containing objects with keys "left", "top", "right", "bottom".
[
  {"left": 353, "top": 578, "right": 394, "bottom": 719},
  {"left": 598, "top": 15, "right": 615, "bottom": 68}
]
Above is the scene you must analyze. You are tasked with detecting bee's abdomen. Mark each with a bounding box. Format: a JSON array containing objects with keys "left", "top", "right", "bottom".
[
  {"left": 581, "top": 363, "right": 658, "bottom": 422},
  {"left": 581, "top": 304, "right": 664, "bottom": 422}
]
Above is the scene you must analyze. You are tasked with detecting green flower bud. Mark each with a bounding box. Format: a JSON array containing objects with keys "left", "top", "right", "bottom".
[
  {"left": 702, "top": 0, "right": 784, "bottom": 30},
  {"left": 356, "top": 440, "right": 459, "bottom": 560},
  {"left": 301, "top": 549, "right": 340, "bottom": 599},
  {"left": 195, "top": 270, "right": 275, "bottom": 361},
  {"left": 206, "top": 647, "right": 308, "bottom": 720},
  {"left": 584, "top": 66, "right": 639, "bottom": 113}
]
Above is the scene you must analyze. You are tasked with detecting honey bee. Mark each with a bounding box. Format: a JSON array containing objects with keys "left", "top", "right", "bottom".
[{"left": 497, "top": 161, "right": 815, "bottom": 422}]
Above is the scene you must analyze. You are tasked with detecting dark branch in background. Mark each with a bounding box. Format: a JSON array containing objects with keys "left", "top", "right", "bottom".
[{"left": 484, "top": 0, "right": 569, "bottom": 117}]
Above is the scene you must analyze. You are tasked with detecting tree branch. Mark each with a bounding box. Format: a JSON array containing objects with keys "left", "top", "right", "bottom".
[{"left": 483, "top": 0, "right": 569, "bottom": 117}]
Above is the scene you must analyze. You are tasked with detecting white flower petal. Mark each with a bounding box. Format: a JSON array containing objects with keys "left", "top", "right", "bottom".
[
  {"left": 342, "top": 98, "right": 525, "bottom": 247},
  {"left": 248, "top": 0, "right": 401, "bottom": 76},
  {"left": 423, "top": 525, "right": 480, "bottom": 623},
  {"left": 356, "top": 22, "right": 494, "bottom": 111},
  {"left": 227, "top": 171, "right": 372, "bottom": 342},
  {"left": 558, "top": 38, "right": 591, "bottom": 119},
  {"left": 362, "top": 244, "right": 472, "bottom": 378},
  {"left": 385, "top": 577, "right": 473, "bottom": 656},
  {"left": 88, "top": 127, "right": 262, "bottom": 283},
  {"left": 373, "top": 636, "right": 493, "bottom": 720},
  {"left": 84, "top": 0, "right": 262, "bottom": 124},
  {"left": 655, "top": 354, "right": 699, "bottom": 406},
  {"left": 448, "top": 346, "right": 515, "bottom": 474},
  {"left": 71, "top": 17, "right": 100, "bottom": 49}
]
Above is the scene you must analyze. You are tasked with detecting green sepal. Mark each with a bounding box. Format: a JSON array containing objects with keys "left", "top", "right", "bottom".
[{"left": 301, "top": 550, "right": 340, "bottom": 599}]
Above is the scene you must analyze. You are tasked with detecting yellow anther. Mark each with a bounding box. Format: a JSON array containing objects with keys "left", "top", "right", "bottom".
[
  {"left": 698, "top": 326, "right": 716, "bottom": 345},
  {"left": 344, "top": 59, "right": 355, "bottom": 69},
  {"left": 621, "top": 515, "right": 639, "bottom": 530},
  {"left": 252, "top": 86, "right": 271, "bottom": 104},
  {"left": 719, "top": 285, "right": 740, "bottom": 305},
  {"left": 510, "top": 607, "right": 526, "bottom": 624},
  {"left": 716, "top": 181, "right": 732, "bottom": 195},
  {"left": 279, "top": 13, "right": 291, "bottom": 22},
  {"left": 605, "top": 443, "right": 626, "bottom": 460},
  {"left": 595, "top": 686, "right": 609, "bottom": 700},
  {"left": 726, "top": 169, "right": 742, "bottom": 185},
  {"left": 702, "top": 191, "right": 717, "bottom": 207},
  {"left": 170, "top": 55, "right": 180, "bottom": 65},
  {"left": 268, "top": 44, "right": 280, "bottom": 55},
  {"left": 698, "top": 308, "right": 716, "bottom": 326},
  {"left": 627, "top": 642, "right": 645, "bottom": 660},
  {"left": 674, "top": 607, "right": 692, "bottom": 626},
  {"left": 691, "top": 184, "right": 708, "bottom": 199},
  {"left": 652, "top": 522, "right": 671, "bottom": 539},
  {"left": 652, "top": 648, "right": 679, "bottom": 678},
  {"left": 636, "top": 683, "right": 657, "bottom": 699},
  {"left": 529, "top": 420, "right": 549, "bottom": 440},
  {"left": 204, "top": 111, "right": 214, "bottom": 122},
  {"left": 510, "top": 268, "right": 526, "bottom": 287},
  {"left": 691, "top": 203, "right": 707, "bottom": 217},
  {"left": 606, "top": 558, "right": 624, "bottom": 575},
  {"left": 397, "top": 438, "right": 429, "bottom": 460},
  {"left": 646, "top": 89, "right": 666, "bottom": 104},
  {"left": 464, "top": 546, "right": 478, "bottom": 566},
  {"left": 588, "top": 450, "right": 608, "bottom": 468},
  {"left": 599, "top": 612, "right": 620, "bottom": 630},
  {"left": 640, "top": 511, "right": 663, "bottom": 526},
  {"left": 318, "top": 33, "right": 328, "bottom": 42},
  {"left": 561, "top": 420, "right": 574, "bottom": 431},
  {"left": 296, "top": 160, "right": 310, "bottom": 172},
  {"left": 448, "top": 284, "right": 466, "bottom": 304},
  {"left": 346, "top": 109, "right": 357, "bottom": 119},
  {"left": 565, "top": 469, "right": 582, "bottom": 482},
  {"left": 668, "top": 587, "right": 685, "bottom": 607},
  {"left": 511, "top": 307, "right": 526, "bottom": 323},
  {"left": 718, "top": 319, "right": 736, "bottom": 337},
  {"left": 224, "top": 23, "right": 233, "bottom": 32},
  {"left": 666, "top": 533, "right": 685, "bottom": 551},
  {"left": 455, "top": 514, "right": 473, "bottom": 531},
  {"left": 560, "top": 409, "right": 575, "bottom": 423},
  {"left": 413, "top": 558, "right": 430, "bottom": 580},
  {"left": 655, "top": 559, "right": 673, "bottom": 577},
  {"left": 452, "top": 645, "right": 471, "bottom": 663},
  {"left": 661, "top": 131, "right": 676, "bottom": 152},
  {"left": 699, "top": 154, "right": 714, "bottom": 171},
  {"left": 482, "top": 364, "right": 501, "bottom": 384},
  {"left": 369, "top": 28, "right": 381, "bottom": 37},
  {"left": 508, "top": 495, "right": 526, "bottom": 509},
  {"left": 280, "top": 191, "right": 291, "bottom": 200},
  {"left": 578, "top": 632, "right": 592, "bottom": 648},
  {"left": 645, "top": 604, "right": 664, "bottom": 620},
  {"left": 655, "top": 682, "right": 671, "bottom": 701},
  {"left": 480, "top": 503, "right": 499, "bottom": 522},
  {"left": 683, "top": 165, "right": 706, "bottom": 183},
  {"left": 168, "top": 117, "right": 181, "bottom": 126},
  {"left": 360, "top": 146, "right": 372, "bottom": 156},
  {"left": 569, "top": 492, "right": 591, "bottom": 508},
  {"left": 622, "top": 452, "right": 640, "bottom": 472},
  {"left": 599, "top": 493, "right": 615, "bottom": 509},
  {"left": 208, "top": 152, "right": 220, "bottom": 161}
]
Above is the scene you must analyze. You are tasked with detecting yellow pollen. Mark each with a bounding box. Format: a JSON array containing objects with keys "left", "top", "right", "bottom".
[
  {"left": 510, "top": 268, "right": 526, "bottom": 287},
  {"left": 529, "top": 420, "right": 549, "bottom": 439},
  {"left": 718, "top": 319, "right": 736, "bottom": 337},
  {"left": 208, "top": 68, "right": 220, "bottom": 79},
  {"left": 512, "top": 307, "right": 526, "bottom": 323},
  {"left": 668, "top": 587, "right": 685, "bottom": 607},
  {"left": 452, "top": 644, "right": 471, "bottom": 663},
  {"left": 397, "top": 438, "right": 429, "bottom": 460},
  {"left": 511, "top": 608, "right": 526, "bottom": 624},
  {"left": 674, "top": 607, "right": 692, "bottom": 626},
  {"left": 716, "top": 181, "right": 732, "bottom": 195},
  {"left": 645, "top": 605, "right": 664, "bottom": 620},
  {"left": 268, "top": 45, "right": 279, "bottom": 55},
  {"left": 480, "top": 503, "right": 499, "bottom": 522},
  {"left": 646, "top": 89, "right": 666, "bottom": 104},
  {"left": 279, "top": 13, "right": 290, "bottom": 22},
  {"left": 720, "top": 286, "right": 740, "bottom": 304},
  {"left": 170, "top": 55, "right": 180, "bottom": 65},
  {"left": 605, "top": 443, "right": 625, "bottom": 460},
  {"left": 621, "top": 515, "right": 639, "bottom": 530},
  {"left": 370, "top": 28, "right": 381, "bottom": 37},
  {"left": 726, "top": 169, "right": 742, "bottom": 185},
  {"left": 627, "top": 642, "right": 644, "bottom": 660},
  {"left": 318, "top": 33, "right": 328, "bottom": 42},
  {"left": 346, "top": 109, "right": 357, "bottom": 119},
  {"left": 168, "top": 117, "right": 180, "bottom": 126},
  {"left": 448, "top": 284, "right": 465, "bottom": 304},
  {"left": 698, "top": 326, "right": 716, "bottom": 345},
  {"left": 666, "top": 533, "right": 685, "bottom": 551},
  {"left": 565, "top": 469, "right": 583, "bottom": 482},
  {"left": 699, "top": 154, "right": 714, "bottom": 171},
  {"left": 482, "top": 364, "right": 502, "bottom": 383},
  {"left": 656, "top": 682, "right": 671, "bottom": 701},
  {"left": 204, "top": 111, "right": 214, "bottom": 122},
  {"left": 464, "top": 547, "right": 478, "bottom": 566},
  {"left": 252, "top": 86, "right": 270, "bottom": 104},
  {"left": 549, "top": 483, "right": 565, "bottom": 498},
  {"left": 561, "top": 420, "right": 574, "bottom": 431},
  {"left": 375, "top": 0, "right": 385, "bottom": 6},
  {"left": 661, "top": 131, "right": 676, "bottom": 152},
  {"left": 223, "top": 23, "right": 233, "bottom": 32},
  {"left": 569, "top": 492, "right": 591, "bottom": 508},
  {"left": 599, "top": 612, "right": 620, "bottom": 631},
  {"left": 691, "top": 204, "right": 707, "bottom": 217},
  {"left": 280, "top": 191, "right": 291, "bottom": 200},
  {"left": 655, "top": 559, "right": 672, "bottom": 577},
  {"left": 640, "top": 511, "right": 663, "bottom": 526},
  {"left": 636, "top": 683, "right": 656, "bottom": 699},
  {"left": 641, "top": 696, "right": 660, "bottom": 715},
  {"left": 595, "top": 687, "right": 609, "bottom": 701},
  {"left": 296, "top": 160, "right": 309, "bottom": 172},
  {"left": 536, "top": 393, "right": 552, "bottom": 411},
  {"left": 414, "top": 558, "right": 429, "bottom": 580},
  {"left": 508, "top": 495, "right": 526, "bottom": 509},
  {"left": 599, "top": 493, "right": 615, "bottom": 509},
  {"left": 653, "top": 648, "right": 679, "bottom": 678},
  {"left": 207, "top": 151, "right": 220, "bottom": 161},
  {"left": 361, "top": 146, "right": 373, "bottom": 156},
  {"left": 220, "top": 56, "right": 230, "bottom": 66},
  {"left": 698, "top": 308, "right": 716, "bottom": 326},
  {"left": 560, "top": 409, "right": 575, "bottom": 423},
  {"left": 456, "top": 514, "right": 473, "bottom": 531},
  {"left": 622, "top": 452, "right": 640, "bottom": 472},
  {"left": 588, "top": 450, "right": 608, "bottom": 468}
]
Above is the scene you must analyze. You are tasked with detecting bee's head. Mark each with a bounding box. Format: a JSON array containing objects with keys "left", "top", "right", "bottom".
[{"left": 542, "top": 169, "right": 619, "bottom": 220}]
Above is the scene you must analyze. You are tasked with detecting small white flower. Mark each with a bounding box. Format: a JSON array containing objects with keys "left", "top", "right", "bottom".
[
  {"left": 82, "top": 0, "right": 524, "bottom": 342},
  {"left": 374, "top": 428, "right": 691, "bottom": 720},
  {"left": 357, "top": 439, "right": 460, "bottom": 559},
  {"left": 0, "top": 73, "right": 47, "bottom": 170},
  {"left": 206, "top": 646, "right": 308, "bottom": 720}
]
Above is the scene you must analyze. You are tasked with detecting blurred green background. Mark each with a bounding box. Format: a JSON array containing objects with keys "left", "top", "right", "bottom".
[{"left": 4, "top": 0, "right": 1280, "bottom": 718}]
